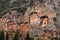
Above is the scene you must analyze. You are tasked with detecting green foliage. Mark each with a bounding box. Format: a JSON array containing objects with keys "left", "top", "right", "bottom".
[
  {"left": 25, "top": 31, "right": 34, "bottom": 40},
  {"left": 25, "top": 32, "right": 31, "bottom": 40},
  {"left": 0, "top": 30, "right": 4, "bottom": 40},
  {"left": 0, "top": 0, "right": 43, "bottom": 18},
  {"left": 6, "top": 32, "right": 8, "bottom": 40},
  {"left": 13, "top": 33, "right": 18, "bottom": 40},
  {"left": 51, "top": 37, "right": 58, "bottom": 40}
]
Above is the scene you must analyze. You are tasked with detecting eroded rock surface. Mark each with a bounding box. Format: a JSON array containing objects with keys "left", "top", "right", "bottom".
[{"left": 0, "top": 0, "right": 60, "bottom": 40}]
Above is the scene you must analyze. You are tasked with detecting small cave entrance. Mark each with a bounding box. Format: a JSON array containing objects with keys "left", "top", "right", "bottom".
[{"left": 40, "top": 15, "right": 49, "bottom": 26}]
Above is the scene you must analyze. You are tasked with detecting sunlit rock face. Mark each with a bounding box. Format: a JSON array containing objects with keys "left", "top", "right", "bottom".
[
  {"left": 25, "top": 1, "right": 57, "bottom": 39},
  {"left": 19, "top": 23, "right": 30, "bottom": 39},
  {"left": 2, "top": 10, "right": 23, "bottom": 24},
  {"left": 0, "top": 18, "right": 8, "bottom": 31},
  {"left": 0, "top": 0, "right": 60, "bottom": 40},
  {"left": 25, "top": 2, "right": 45, "bottom": 26},
  {"left": 29, "top": 12, "right": 40, "bottom": 26},
  {"left": 25, "top": 1, "right": 56, "bottom": 27}
]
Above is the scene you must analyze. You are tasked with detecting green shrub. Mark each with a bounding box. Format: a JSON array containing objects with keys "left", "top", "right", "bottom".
[
  {"left": 0, "top": 30, "right": 4, "bottom": 40},
  {"left": 13, "top": 33, "right": 18, "bottom": 40}
]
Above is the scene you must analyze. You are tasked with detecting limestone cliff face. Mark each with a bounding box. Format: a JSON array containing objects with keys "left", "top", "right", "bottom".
[
  {"left": 25, "top": 1, "right": 56, "bottom": 26},
  {"left": 24, "top": 2, "right": 57, "bottom": 39},
  {"left": 0, "top": 0, "right": 60, "bottom": 40},
  {"left": 2, "top": 10, "right": 23, "bottom": 24}
]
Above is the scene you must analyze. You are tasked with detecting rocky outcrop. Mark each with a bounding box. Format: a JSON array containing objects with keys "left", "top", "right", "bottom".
[
  {"left": 0, "top": 0, "right": 60, "bottom": 40},
  {"left": 24, "top": 1, "right": 57, "bottom": 40}
]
